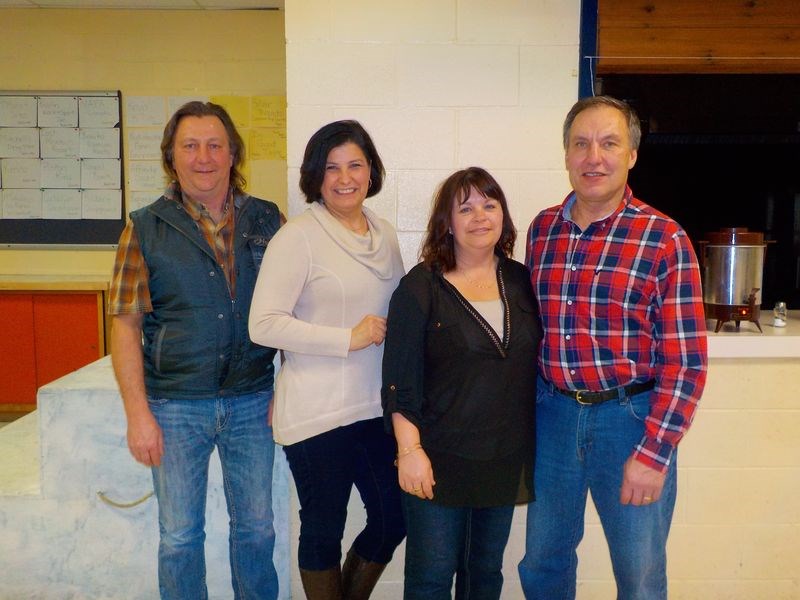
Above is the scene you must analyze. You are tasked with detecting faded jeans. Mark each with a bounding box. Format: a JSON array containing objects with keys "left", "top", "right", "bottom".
[{"left": 149, "top": 390, "right": 278, "bottom": 600}]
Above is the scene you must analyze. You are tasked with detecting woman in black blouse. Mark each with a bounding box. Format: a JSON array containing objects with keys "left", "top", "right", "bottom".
[{"left": 382, "top": 167, "right": 542, "bottom": 599}]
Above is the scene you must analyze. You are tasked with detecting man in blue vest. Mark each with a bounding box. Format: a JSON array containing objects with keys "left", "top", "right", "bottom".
[{"left": 109, "top": 101, "right": 282, "bottom": 600}]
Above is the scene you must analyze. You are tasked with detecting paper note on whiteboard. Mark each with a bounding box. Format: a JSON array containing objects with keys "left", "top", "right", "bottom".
[
  {"left": 43, "top": 188, "right": 82, "bottom": 219},
  {"left": 42, "top": 158, "right": 81, "bottom": 188},
  {"left": 40, "top": 128, "right": 80, "bottom": 158},
  {"left": 79, "top": 96, "right": 120, "bottom": 128},
  {"left": 83, "top": 189, "right": 121, "bottom": 219},
  {"left": 0, "top": 96, "right": 37, "bottom": 127},
  {"left": 0, "top": 128, "right": 40, "bottom": 158},
  {"left": 80, "top": 128, "right": 120, "bottom": 158},
  {"left": 81, "top": 158, "right": 121, "bottom": 189},
  {"left": 2, "top": 188, "right": 42, "bottom": 218},
  {"left": 1, "top": 158, "right": 41, "bottom": 188},
  {"left": 38, "top": 96, "right": 78, "bottom": 128}
]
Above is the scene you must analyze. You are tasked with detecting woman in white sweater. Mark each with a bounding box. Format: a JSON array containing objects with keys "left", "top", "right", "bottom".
[{"left": 249, "top": 120, "right": 405, "bottom": 600}]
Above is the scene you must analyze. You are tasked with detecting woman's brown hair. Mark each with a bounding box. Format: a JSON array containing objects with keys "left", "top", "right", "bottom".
[{"left": 420, "top": 167, "right": 516, "bottom": 272}]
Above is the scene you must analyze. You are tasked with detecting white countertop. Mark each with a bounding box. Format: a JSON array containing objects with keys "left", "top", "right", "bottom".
[{"left": 707, "top": 310, "right": 800, "bottom": 358}]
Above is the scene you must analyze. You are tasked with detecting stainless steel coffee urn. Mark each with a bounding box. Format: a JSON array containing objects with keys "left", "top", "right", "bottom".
[{"left": 700, "top": 227, "right": 767, "bottom": 332}]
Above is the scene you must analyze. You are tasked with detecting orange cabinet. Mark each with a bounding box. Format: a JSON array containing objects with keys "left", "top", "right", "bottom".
[{"left": 0, "top": 277, "right": 108, "bottom": 411}]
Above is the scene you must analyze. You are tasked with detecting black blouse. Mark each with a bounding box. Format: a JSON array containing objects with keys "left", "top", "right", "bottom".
[{"left": 381, "top": 257, "right": 542, "bottom": 507}]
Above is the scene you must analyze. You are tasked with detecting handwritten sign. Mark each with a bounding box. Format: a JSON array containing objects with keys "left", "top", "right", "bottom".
[
  {"left": 0, "top": 128, "right": 40, "bottom": 158},
  {"left": 0, "top": 96, "right": 37, "bottom": 127},
  {"left": 40, "top": 128, "right": 80, "bottom": 158},
  {"left": 80, "top": 128, "right": 120, "bottom": 158},
  {"left": 38, "top": 96, "right": 78, "bottom": 128},
  {"left": 79, "top": 96, "right": 119, "bottom": 128},
  {"left": 1, "top": 158, "right": 41, "bottom": 188},
  {"left": 43, "top": 188, "right": 82, "bottom": 219},
  {"left": 42, "top": 158, "right": 81, "bottom": 188},
  {"left": 2, "top": 188, "right": 42, "bottom": 219}
]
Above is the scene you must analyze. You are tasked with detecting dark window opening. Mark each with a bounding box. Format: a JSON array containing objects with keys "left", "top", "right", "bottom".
[{"left": 599, "top": 74, "right": 800, "bottom": 309}]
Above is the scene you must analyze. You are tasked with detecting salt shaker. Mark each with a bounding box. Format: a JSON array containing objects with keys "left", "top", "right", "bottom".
[{"left": 773, "top": 301, "right": 787, "bottom": 327}]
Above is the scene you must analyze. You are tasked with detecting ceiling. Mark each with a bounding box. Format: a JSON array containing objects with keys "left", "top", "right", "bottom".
[{"left": 0, "top": 0, "right": 282, "bottom": 8}]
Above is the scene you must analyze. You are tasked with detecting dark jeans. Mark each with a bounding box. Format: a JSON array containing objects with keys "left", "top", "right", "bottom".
[
  {"left": 518, "top": 376, "right": 677, "bottom": 600},
  {"left": 402, "top": 495, "right": 515, "bottom": 600},
  {"left": 283, "top": 417, "right": 405, "bottom": 570}
]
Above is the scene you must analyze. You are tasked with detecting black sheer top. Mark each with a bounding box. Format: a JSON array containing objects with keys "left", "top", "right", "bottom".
[{"left": 382, "top": 257, "right": 542, "bottom": 507}]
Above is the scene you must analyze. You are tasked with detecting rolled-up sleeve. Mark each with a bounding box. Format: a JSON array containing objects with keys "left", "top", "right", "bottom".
[{"left": 381, "top": 276, "right": 428, "bottom": 432}]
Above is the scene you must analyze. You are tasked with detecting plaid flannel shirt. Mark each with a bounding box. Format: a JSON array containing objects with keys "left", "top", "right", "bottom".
[{"left": 525, "top": 186, "right": 707, "bottom": 471}]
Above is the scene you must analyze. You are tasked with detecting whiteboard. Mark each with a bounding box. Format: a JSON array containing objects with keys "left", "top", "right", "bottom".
[{"left": 0, "top": 90, "right": 124, "bottom": 247}]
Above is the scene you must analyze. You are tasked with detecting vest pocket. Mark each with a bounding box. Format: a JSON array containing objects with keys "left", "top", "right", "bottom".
[
  {"left": 152, "top": 325, "right": 167, "bottom": 373},
  {"left": 247, "top": 236, "right": 270, "bottom": 269}
]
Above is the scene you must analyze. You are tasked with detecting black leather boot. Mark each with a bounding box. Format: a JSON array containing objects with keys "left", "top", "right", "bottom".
[
  {"left": 299, "top": 566, "right": 343, "bottom": 600},
  {"left": 341, "top": 548, "right": 388, "bottom": 600}
]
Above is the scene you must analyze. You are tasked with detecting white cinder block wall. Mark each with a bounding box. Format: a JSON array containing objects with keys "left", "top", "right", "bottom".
[
  {"left": 284, "top": 2, "right": 577, "bottom": 597},
  {"left": 284, "top": 0, "right": 577, "bottom": 267},
  {"left": 283, "top": 2, "right": 800, "bottom": 599}
]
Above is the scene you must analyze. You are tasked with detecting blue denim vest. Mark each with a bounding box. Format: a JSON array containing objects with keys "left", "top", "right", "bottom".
[{"left": 131, "top": 193, "right": 280, "bottom": 399}]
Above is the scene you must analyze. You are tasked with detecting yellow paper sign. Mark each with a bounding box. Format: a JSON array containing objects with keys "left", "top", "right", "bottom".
[
  {"left": 249, "top": 128, "right": 287, "bottom": 161},
  {"left": 251, "top": 96, "right": 286, "bottom": 129}
]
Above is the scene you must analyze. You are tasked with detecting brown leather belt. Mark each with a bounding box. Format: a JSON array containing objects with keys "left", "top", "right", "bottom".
[{"left": 552, "top": 380, "right": 656, "bottom": 405}]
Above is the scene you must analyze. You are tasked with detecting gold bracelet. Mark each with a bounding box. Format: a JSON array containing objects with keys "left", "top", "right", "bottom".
[
  {"left": 396, "top": 443, "right": 422, "bottom": 458},
  {"left": 393, "top": 443, "right": 423, "bottom": 465}
]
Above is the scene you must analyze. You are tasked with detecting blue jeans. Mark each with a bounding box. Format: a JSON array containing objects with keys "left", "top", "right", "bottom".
[
  {"left": 283, "top": 417, "right": 405, "bottom": 570},
  {"left": 518, "top": 377, "right": 677, "bottom": 600},
  {"left": 149, "top": 390, "right": 278, "bottom": 600},
  {"left": 403, "top": 495, "right": 514, "bottom": 600}
]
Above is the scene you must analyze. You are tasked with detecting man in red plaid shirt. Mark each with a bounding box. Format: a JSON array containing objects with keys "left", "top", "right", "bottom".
[{"left": 518, "top": 96, "right": 707, "bottom": 600}]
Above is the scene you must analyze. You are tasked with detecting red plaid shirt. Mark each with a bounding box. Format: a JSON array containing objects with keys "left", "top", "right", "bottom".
[{"left": 525, "top": 186, "right": 707, "bottom": 471}]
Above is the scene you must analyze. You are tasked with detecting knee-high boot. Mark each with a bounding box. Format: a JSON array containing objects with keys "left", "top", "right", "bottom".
[
  {"left": 299, "top": 566, "right": 343, "bottom": 600},
  {"left": 341, "top": 548, "right": 388, "bottom": 600}
]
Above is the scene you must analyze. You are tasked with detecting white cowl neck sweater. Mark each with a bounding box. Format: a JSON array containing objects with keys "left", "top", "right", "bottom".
[{"left": 249, "top": 201, "right": 405, "bottom": 445}]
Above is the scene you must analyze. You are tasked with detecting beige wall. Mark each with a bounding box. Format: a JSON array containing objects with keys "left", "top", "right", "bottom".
[
  {"left": 285, "top": 2, "right": 800, "bottom": 599},
  {"left": 0, "top": 8, "right": 286, "bottom": 278}
]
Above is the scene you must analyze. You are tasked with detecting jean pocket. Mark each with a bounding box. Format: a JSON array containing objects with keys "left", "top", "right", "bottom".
[
  {"left": 535, "top": 383, "right": 548, "bottom": 404},
  {"left": 146, "top": 396, "right": 170, "bottom": 406},
  {"left": 625, "top": 393, "right": 651, "bottom": 422}
]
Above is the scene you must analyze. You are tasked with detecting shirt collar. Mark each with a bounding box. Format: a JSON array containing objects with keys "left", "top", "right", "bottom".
[
  {"left": 560, "top": 185, "right": 634, "bottom": 226},
  {"left": 164, "top": 181, "right": 238, "bottom": 220}
]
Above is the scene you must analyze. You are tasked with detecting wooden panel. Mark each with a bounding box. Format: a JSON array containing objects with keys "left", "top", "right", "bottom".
[
  {"left": 600, "top": 0, "right": 800, "bottom": 29},
  {"left": 598, "top": 26, "right": 800, "bottom": 73},
  {"left": 32, "top": 293, "right": 103, "bottom": 391},
  {"left": 0, "top": 294, "right": 37, "bottom": 405},
  {"left": 597, "top": 0, "right": 800, "bottom": 74}
]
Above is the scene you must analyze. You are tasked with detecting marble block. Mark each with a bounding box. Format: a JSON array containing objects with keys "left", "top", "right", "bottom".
[{"left": 0, "top": 356, "right": 291, "bottom": 599}]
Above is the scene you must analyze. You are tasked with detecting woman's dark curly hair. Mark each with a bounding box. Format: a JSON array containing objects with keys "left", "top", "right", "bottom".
[
  {"left": 299, "top": 120, "right": 384, "bottom": 203},
  {"left": 420, "top": 167, "right": 516, "bottom": 272}
]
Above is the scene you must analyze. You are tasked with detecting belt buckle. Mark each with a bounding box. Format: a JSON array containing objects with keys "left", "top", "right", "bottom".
[{"left": 575, "top": 390, "right": 592, "bottom": 405}]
